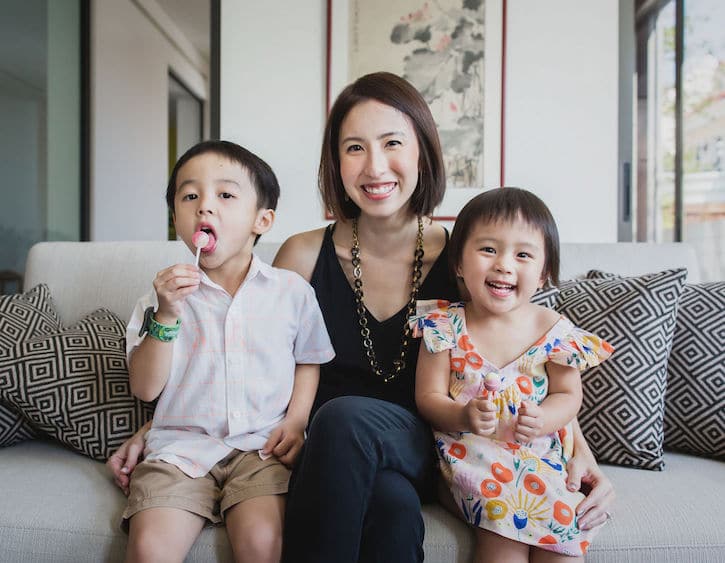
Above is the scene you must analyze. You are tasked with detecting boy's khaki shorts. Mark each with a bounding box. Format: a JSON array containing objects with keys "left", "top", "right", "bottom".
[{"left": 122, "top": 450, "right": 290, "bottom": 526}]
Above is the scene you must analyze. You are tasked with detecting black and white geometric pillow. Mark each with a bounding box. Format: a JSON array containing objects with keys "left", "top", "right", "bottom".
[
  {"left": 0, "top": 308, "right": 153, "bottom": 460},
  {"left": 0, "top": 284, "right": 62, "bottom": 446},
  {"left": 663, "top": 281, "right": 725, "bottom": 459},
  {"left": 531, "top": 286, "right": 560, "bottom": 309},
  {"left": 556, "top": 268, "right": 687, "bottom": 470}
]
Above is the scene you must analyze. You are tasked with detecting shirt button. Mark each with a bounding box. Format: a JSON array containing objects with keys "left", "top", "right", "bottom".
[{"left": 232, "top": 410, "right": 241, "bottom": 419}]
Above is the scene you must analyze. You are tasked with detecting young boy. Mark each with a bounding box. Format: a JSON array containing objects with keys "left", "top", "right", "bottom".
[{"left": 122, "top": 140, "right": 334, "bottom": 563}]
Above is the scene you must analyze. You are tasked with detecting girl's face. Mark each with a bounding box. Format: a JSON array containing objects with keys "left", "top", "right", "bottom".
[
  {"left": 338, "top": 99, "right": 420, "bottom": 220},
  {"left": 457, "top": 215, "right": 547, "bottom": 317}
]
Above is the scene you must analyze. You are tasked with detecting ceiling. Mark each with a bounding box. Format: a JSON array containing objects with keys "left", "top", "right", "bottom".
[{"left": 156, "top": 0, "right": 210, "bottom": 63}]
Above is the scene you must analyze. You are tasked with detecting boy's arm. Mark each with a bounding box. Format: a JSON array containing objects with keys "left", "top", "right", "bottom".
[
  {"left": 262, "top": 363, "right": 319, "bottom": 467},
  {"left": 514, "top": 362, "right": 583, "bottom": 441},
  {"left": 128, "top": 326, "right": 175, "bottom": 402},
  {"left": 129, "top": 263, "right": 200, "bottom": 402}
]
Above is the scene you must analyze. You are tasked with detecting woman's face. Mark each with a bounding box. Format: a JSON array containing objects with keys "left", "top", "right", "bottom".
[{"left": 338, "top": 99, "right": 420, "bottom": 220}]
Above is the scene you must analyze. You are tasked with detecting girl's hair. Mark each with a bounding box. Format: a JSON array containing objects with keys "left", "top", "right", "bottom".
[
  {"left": 165, "top": 140, "right": 280, "bottom": 212},
  {"left": 319, "top": 72, "right": 446, "bottom": 219},
  {"left": 448, "top": 187, "right": 561, "bottom": 287}
]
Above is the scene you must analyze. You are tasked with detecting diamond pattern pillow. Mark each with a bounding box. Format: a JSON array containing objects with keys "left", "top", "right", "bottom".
[
  {"left": 662, "top": 281, "right": 725, "bottom": 459},
  {"left": 0, "top": 284, "right": 62, "bottom": 446},
  {"left": 555, "top": 268, "right": 687, "bottom": 470},
  {"left": 531, "top": 286, "right": 560, "bottom": 309},
  {"left": 0, "top": 308, "right": 153, "bottom": 460}
]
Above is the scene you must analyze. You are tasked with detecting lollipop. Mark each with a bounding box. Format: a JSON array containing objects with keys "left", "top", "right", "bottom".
[
  {"left": 192, "top": 231, "right": 210, "bottom": 267},
  {"left": 483, "top": 371, "right": 501, "bottom": 399}
]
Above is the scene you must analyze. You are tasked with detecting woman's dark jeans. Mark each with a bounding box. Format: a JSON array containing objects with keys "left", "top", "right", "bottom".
[{"left": 282, "top": 396, "right": 436, "bottom": 563}]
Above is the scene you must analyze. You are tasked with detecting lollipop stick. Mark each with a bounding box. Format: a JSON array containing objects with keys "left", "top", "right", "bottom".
[{"left": 195, "top": 246, "right": 202, "bottom": 267}]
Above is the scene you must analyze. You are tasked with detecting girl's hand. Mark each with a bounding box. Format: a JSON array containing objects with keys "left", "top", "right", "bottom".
[
  {"left": 106, "top": 422, "right": 150, "bottom": 495},
  {"left": 567, "top": 453, "right": 616, "bottom": 530},
  {"left": 261, "top": 417, "right": 306, "bottom": 467},
  {"left": 464, "top": 398, "right": 497, "bottom": 436},
  {"left": 152, "top": 264, "right": 200, "bottom": 321},
  {"left": 514, "top": 400, "right": 545, "bottom": 442}
]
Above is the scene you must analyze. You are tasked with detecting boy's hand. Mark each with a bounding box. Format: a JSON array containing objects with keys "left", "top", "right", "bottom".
[
  {"left": 514, "top": 400, "right": 545, "bottom": 442},
  {"left": 464, "top": 397, "right": 497, "bottom": 436},
  {"left": 152, "top": 264, "right": 200, "bottom": 321},
  {"left": 261, "top": 417, "right": 306, "bottom": 467}
]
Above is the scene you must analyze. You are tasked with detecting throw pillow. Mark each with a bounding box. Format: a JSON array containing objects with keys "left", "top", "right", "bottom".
[
  {"left": 531, "top": 286, "right": 560, "bottom": 309},
  {"left": 555, "top": 268, "right": 687, "bottom": 470},
  {"left": 0, "top": 308, "right": 153, "bottom": 460},
  {"left": 0, "top": 284, "right": 61, "bottom": 446},
  {"left": 662, "top": 281, "right": 725, "bottom": 459}
]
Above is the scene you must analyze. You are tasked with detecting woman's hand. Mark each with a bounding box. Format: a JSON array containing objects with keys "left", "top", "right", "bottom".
[
  {"left": 106, "top": 421, "right": 150, "bottom": 495},
  {"left": 567, "top": 445, "right": 615, "bottom": 530}
]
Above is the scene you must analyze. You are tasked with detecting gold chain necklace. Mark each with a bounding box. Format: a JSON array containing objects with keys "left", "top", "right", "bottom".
[{"left": 351, "top": 216, "right": 424, "bottom": 383}]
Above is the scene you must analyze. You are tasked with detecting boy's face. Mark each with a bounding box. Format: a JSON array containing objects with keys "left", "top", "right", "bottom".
[{"left": 173, "top": 152, "right": 273, "bottom": 274}]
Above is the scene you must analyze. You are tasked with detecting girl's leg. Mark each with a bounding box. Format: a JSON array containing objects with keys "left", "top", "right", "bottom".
[
  {"left": 531, "top": 547, "right": 584, "bottom": 563},
  {"left": 474, "top": 528, "right": 528, "bottom": 563},
  {"left": 282, "top": 396, "right": 435, "bottom": 563},
  {"left": 125, "top": 507, "right": 205, "bottom": 563},
  {"left": 225, "top": 495, "right": 285, "bottom": 563},
  {"left": 358, "top": 469, "right": 425, "bottom": 563}
]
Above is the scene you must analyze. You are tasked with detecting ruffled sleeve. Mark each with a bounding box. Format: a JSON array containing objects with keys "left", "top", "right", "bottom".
[
  {"left": 408, "top": 299, "right": 458, "bottom": 354},
  {"left": 546, "top": 322, "right": 614, "bottom": 371}
]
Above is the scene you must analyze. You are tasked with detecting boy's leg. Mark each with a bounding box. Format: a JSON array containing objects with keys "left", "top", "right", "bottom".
[
  {"left": 217, "top": 451, "right": 290, "bottom": 563},
  {"left": 122, "top": 460, "right": 221, "bottom": 563},
  {"left": 126, "top": 508, "right": 205, "bottom": 563},
  {"left": 224, "top": 495, "right": 285, "bottom": 563}
]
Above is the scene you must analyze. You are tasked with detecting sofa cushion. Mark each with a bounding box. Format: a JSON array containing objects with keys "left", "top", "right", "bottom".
[
  {"left": 555, "top": 269, "right": 687, "bottom": 470},
  {"left": 662, "top": 281, "right": 725, "bottom": 459},
  {"left": 0, "top": 284, "right": 62, "bottom": 446},
  {"left": 0, "top": 308, "right": 153, "bottom": 461},
  {"left": 531, "top": 285, "right": 560, "bottom": 309}
]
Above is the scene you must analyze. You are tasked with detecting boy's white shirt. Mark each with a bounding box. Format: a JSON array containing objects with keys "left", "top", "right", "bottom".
[{"left": 126, "top": 254, "right": 335, "bottom": 478}]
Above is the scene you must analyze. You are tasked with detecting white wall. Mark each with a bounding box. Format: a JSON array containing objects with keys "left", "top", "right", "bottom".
[
  {"left": 504, "top": 1, "right": 619, "bottom": 242},
  {"left": 91, "top": 0, "right": 208, "bottom": 241},
  {"left": 219, "top": 0, "right": 328, "bottom": 243},
  {"left": 218, "top": 0, "right": 620, "bottom": 244}
]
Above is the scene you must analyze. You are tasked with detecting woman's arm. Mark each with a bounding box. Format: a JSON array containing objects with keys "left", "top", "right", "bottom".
[
  {"left": 272, "top": 228, "right": 326, "bottom": 282},
  {"left": 567, "top": 417, "right": 616, "bottom": 529}
]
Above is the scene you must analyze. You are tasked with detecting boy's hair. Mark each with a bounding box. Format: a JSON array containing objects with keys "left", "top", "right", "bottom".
[
  {"left": 166, "top": 140, "right": 280, "bottom": 212},
  {"left": 319, "top": 72, "right": 446, "bottom": 219},
  {"left": 449, "top": 187, "right": 561, "bottom": 287}
]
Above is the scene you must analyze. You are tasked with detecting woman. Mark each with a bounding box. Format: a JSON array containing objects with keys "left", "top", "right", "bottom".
[{"left": 108, "top": 72, "right": 614, "bottom": 563}]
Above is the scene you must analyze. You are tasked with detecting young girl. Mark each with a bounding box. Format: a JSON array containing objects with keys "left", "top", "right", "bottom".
[{"left": 412, "top": 188, "right": 613, "bottom": 561}]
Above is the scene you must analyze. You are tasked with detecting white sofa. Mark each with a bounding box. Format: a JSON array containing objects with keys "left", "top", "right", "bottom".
[{"left": 1, "top": 240, "right": 723, "bottom": 563}]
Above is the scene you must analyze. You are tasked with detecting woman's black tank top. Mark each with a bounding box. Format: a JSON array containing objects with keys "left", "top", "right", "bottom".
[{"left": 309, "top": 223, "right": 460, "bottom": 416}]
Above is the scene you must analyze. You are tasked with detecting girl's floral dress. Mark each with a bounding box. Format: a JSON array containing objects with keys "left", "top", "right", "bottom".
[{"left": 410, "top": 300, "right": 613, "bottom": 556}]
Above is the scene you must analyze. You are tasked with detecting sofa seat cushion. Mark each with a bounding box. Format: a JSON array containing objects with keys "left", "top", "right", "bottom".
[{"left": 1, "top": 442, "right": 723, "bottom": 563}]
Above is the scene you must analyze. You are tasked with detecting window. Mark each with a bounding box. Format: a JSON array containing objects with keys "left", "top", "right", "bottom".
[
  {"left": 0, "top": 0, "right": 88, "bottom": 293},
  {"left": 636, "top": 0, "right": 725, "bottom": 281}
]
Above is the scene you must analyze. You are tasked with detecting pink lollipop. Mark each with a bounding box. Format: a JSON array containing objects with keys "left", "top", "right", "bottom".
[
  {"left": 192, "top": 231, "right": 210, "bottom": 267},
  {"left": 483, "top": 371, "right": 501, "bottom": 397}
]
